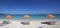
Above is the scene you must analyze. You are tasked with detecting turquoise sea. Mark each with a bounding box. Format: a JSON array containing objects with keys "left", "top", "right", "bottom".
[{"left": 0, "top": 14, "right": 60, "bottom": 20}]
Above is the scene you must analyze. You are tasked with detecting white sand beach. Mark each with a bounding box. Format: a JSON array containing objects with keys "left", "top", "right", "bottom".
[{"left": 0, "top": 20, "right": 60, "bottom": 28}]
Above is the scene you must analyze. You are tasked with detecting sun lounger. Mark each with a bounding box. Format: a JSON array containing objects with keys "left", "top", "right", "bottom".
[
  {"left": 21, "top": 22, "right": 30, "bottom": 25},
  {"left": 0, "top": 21, "right": 11, "bottom": 26},
  {"left": 39, "top": 26, "right": 44, "bottom": 28},
  {"left": 41, "top": 21, "right": 56, "bottom": 25}
]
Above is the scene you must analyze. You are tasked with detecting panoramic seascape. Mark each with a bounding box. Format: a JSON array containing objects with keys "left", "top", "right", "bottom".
[{"left": 0, "top": 0, "right": 60, "bottom": 28}]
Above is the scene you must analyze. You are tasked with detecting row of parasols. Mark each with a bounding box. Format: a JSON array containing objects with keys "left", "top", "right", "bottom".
[{"left": 5, "top": 14, "right": 55, "bottom": 20}]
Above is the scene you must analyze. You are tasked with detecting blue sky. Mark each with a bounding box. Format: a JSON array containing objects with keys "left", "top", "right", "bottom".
[{"left": 0, "top": 0, "right": 60, "bottom": 14}]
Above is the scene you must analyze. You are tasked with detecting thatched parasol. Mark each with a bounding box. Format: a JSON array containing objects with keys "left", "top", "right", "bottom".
[
  {"left": 23, "top": 14, "right": 30, "bottom": 19},
  {"left": 46, "top": 14, "right": 55, "bottom": 19},
  {"left": 5, "top": 15, "right": 12, "bottom": 19}
]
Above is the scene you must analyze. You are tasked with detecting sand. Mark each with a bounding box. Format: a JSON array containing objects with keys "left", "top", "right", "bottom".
[{"left": 0, "top": 20, "right": 60, "bottom": 28}]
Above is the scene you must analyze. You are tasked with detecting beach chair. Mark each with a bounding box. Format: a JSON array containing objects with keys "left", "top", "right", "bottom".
[
  {"left": 0, "top": 21, "right": 11, "bottom": 26},
  {"left": 21, "top": 22, "right": 30, "bottom": 25},
  {"left": 41, "top": 21, "right": 56, "bottom": 25},
  {"left": 39, "top": 26, "right": 44, "bottom": 28}
]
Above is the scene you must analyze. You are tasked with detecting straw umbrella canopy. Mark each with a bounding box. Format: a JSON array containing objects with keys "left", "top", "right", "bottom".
[
  {"left": 46, "top": 14, "right": 55, "bottom": 19},
  {"left": 5, "top": 15, "right": 12, "bottom": 19},
  {"left": 23, "top": 14, "right": 30, "bottom": 19}
]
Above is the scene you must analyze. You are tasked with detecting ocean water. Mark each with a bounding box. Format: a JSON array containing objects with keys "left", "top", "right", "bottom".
[{"left": 0, "top": 14, "right": 60, "bottom": 20}]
